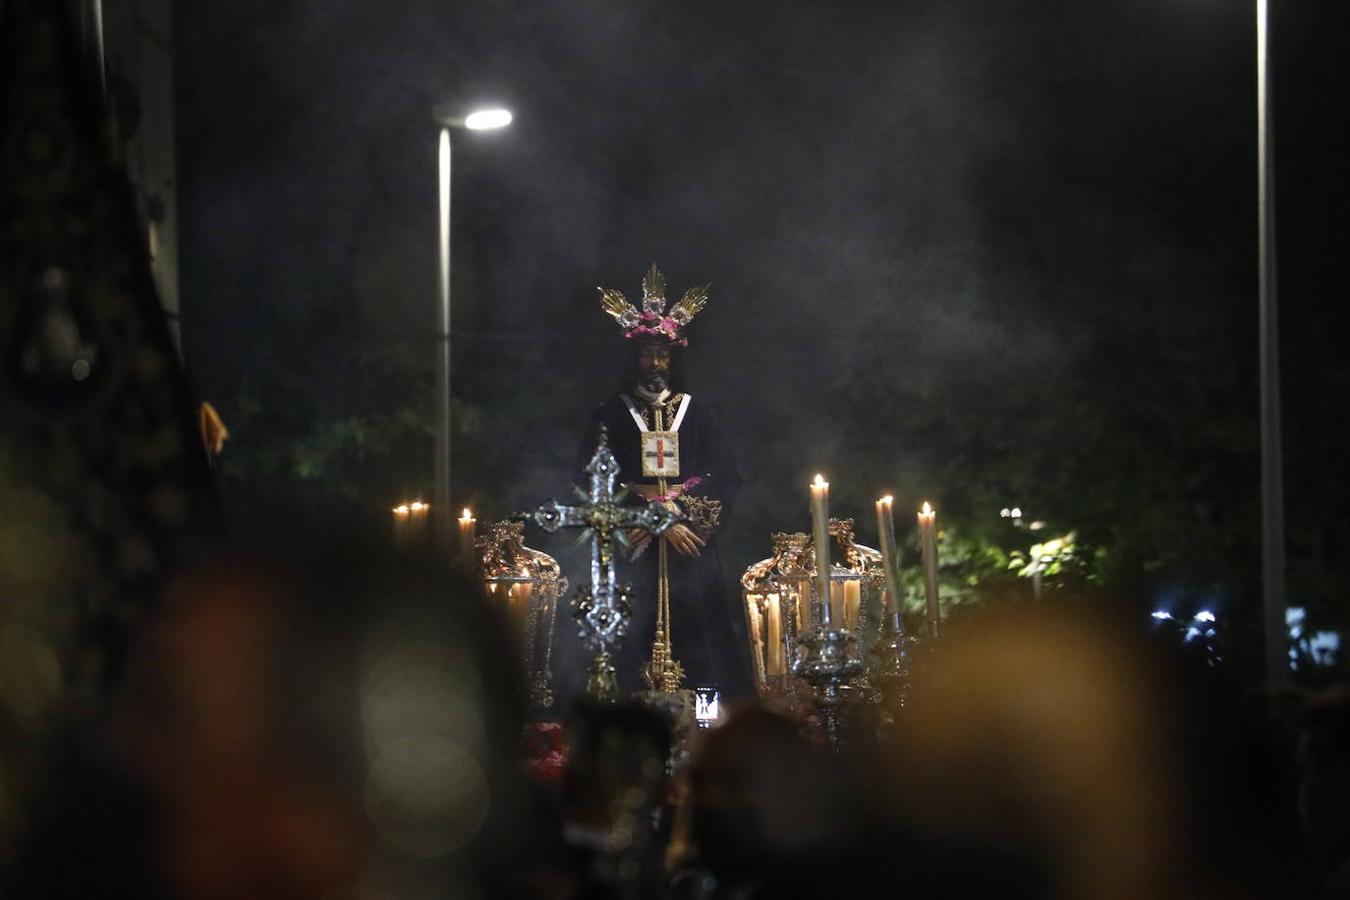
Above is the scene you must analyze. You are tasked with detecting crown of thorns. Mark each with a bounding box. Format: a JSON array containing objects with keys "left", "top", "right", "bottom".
[{"left": 598, "top": 264, "right": 709, "bottom": 347}]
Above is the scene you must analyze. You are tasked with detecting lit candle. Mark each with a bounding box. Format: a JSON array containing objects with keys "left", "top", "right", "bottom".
[
  {"left": 458, "top": 508, "right": 477, "bottom": 569},
  {"left": 876, "top": 496, "right": 904, "bottom": 632},
  {"left": 508, "top": 580, "right": 534, "bottom": 641},
  {"left": 392, "top": 500, "right": 429, "bottom": 548},
  {"left": 843, "top": 580, "right": 862, "bottom": 631},
  {"left": 917, "top": 501, "right": 940, "bottom": 639},
  {"left": 746, "top": 598, "right": 768, "bottom": 687},
  {"left": 810, "top": 475, "right": 832, "bottom": 626},
  {"left": 765, "top": 593, "right": 784, "bottom": 675}
]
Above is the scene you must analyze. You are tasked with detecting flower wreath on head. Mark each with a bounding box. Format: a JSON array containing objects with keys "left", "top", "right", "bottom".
[{"left": 598, "top": 264, "right": 708, "bottom": 348}]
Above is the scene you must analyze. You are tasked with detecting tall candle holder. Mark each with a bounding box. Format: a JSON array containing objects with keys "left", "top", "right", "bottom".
[
  {"left": 478, "top": 520, "right": 568, "bottom": 711},
  {"left": 795, "top": 476, "right": 865, "bottom": 748},
  {"left": 868, "top": 495, "right": 917, "bottom": 707},
  {"left": 741, "top": 533, "right": 813, "bottom": 702},
  {"left": 742, "top": 521, "right": 885, "bottom": 706}
]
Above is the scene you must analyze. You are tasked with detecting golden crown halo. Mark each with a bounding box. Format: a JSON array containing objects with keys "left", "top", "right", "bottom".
[{"left": 599, "top": 264, "right": 709, "bottom": 346}]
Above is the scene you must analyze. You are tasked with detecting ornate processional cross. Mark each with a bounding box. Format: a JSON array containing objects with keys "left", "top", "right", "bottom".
[{"left": 517, "top": 426, "right": 682, "bottom": 700}]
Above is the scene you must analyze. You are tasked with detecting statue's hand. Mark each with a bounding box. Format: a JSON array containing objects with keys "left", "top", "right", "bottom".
[
  {"left": 626, "top": 528, "right": 652, "bottom": 558},
  {"left": 664, "top": 523, "right": 705, "bottom": 558}
]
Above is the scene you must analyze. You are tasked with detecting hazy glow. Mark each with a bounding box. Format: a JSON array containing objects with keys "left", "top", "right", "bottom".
[
  {"left": 1194, "top": 610, "right": 1216, "bottom": 623},
  {"left": 813, "top": 474, "right": 827, "bottom": 488},
  {"left": 1151, "top": 610, "right": 1174, "bottom": 621},
  {"left": 365, "top": 735, "right": 490, "bottom": 856},
  {"left": 464, "top": 108, "right": 512, "bottom": 130}
]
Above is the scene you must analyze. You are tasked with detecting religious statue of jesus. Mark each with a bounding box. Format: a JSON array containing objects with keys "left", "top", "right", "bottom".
[{"left": 577, "top": 265, "right": 752, "bottom": 701}]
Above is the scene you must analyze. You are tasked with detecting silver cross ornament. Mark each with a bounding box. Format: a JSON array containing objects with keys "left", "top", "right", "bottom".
[{"left": 518, "top": 426, "right": 682, "bottom": 699}]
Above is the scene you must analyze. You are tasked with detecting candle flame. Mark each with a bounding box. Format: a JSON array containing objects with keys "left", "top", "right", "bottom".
[
  {"left": 921, "top": 501, "right": 934, "bottom": 516},
  {"left": 813, "top": 473, "right": 827, "bottom": 488},
  {"left": 410, "top": 501, "right": 427, "bottom": 511},
  {"left": 393, "top": 504, "right": 410, "bottom": 515},
  {"left": 879, "top": 495, "right": 893, "bottom": 506},
  {"left": 460, "top": 507, "right": 473, "bottom": 521}
]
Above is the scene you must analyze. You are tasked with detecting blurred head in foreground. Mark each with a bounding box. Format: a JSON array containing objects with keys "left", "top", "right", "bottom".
[
  {"left": 870, "top": 603, "right": 1290, "bottom": 900},
  {"left": 115, "top": 539, "right": 526, "bottom": 900},
  {"left": 685, "top": 707, "right": 838, "bottom": 889}
]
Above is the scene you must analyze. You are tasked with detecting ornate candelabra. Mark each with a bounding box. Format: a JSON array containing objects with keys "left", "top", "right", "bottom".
[
  {"left": 867, "top": 618, "right": 918, "bottom": 709},
  {"left": 477, "top": 520, "right": 568, "bottom": 711},
  {"left": 518, "top": 428, "right": 682, "bottom": 700},
  {"left": 794, "top": 612, "right": 863, "bottom": 748},
  {"left": 742, "top": 520, "right": 886, "bottom": 705},
  {"left": 741, "top": 533, "right": 812, "bottom": 700}
]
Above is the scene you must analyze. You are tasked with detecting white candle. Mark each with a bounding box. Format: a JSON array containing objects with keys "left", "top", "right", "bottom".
[
  {"left": 917, "top": 501, "right": 940, "bottom": 639},
  {"left": 810, "top": 475, "right": 832, "bottom": 626},
  {"left": 509, "top": 581, "right": 533, "bottom": 642},
  {"left": 458, "top": 508, "right": 477, "bottom": 569},
  {"left": 765, "top": 593, "right": 784, "bottom": 675},
  {"left": 874, "top": 499, "right": 896, "bottom": 626},
  {"left": 393, "top": 500, "right": 428, "bottom": 548},
  {"left": 746, "top": 599, "right": 767, "bottom": 686},
  {"left": 843, "top": 580, "right": 861, "bottom": 631}
]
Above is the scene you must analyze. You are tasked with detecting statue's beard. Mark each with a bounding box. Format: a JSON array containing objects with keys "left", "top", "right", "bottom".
[{"left": 639, "top": 373, "right": 668, "bottom": 394}]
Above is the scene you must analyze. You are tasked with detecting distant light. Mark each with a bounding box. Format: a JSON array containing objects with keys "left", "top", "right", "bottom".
[
  {"left": 1309, "top": 631, "right": 1341, "bottom": 664},
  {"left": 1028, "top": 520, "right": 1046, "bottom": 531},
  {"left": 464, "top": 108, "right": 512, "bottom": 130},
  {"left": 1194, "top": 610, "right": 1216, "bottom": 624},
  {"left": 695, "top": 688, "right": 721, "bottom": 724},
  {"left": 1151, "top": 610, "right": 1173, "bottom": 621},
  {"left": 1287, "top": 606, "right": 1307, "bottom": 642},
  {"left": 1010, "top": 507, "right": 1023, "bottom": 518},
  {"left": 1000, "top": 508, "right": 1011, "bottom": 518}
]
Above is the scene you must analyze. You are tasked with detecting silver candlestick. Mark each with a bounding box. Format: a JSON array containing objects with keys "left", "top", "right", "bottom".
[{"left": 793, "top": 586, "right": 863, "bottom": 749}]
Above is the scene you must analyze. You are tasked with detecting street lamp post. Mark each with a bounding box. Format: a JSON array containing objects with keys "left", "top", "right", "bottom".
[
  {"left": 1255, "top": 0, "right": 1286, "bottom": 683},
  {"left": 434, "top": 107, "right": 512, "bottom": 557}
]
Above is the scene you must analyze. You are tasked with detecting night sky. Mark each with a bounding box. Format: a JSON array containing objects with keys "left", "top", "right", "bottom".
[{"left": 174, "top": 0, "right": 1349, "bottom": 642}]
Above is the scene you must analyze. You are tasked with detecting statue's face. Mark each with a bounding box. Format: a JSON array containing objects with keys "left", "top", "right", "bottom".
[{"left": 635, "top": 343, "right": 671, "bottom": 393}]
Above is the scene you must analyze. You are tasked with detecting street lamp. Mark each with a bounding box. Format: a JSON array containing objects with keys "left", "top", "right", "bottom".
[
  {"left": 434, "top": 106, "right": 512, "bottom": 556},
  {"left": 1255, "top": 0, "right": 1285, "bottom": 683}
]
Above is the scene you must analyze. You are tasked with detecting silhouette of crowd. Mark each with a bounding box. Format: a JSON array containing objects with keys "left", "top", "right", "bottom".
[{"left": 10, "top": 535, "right": 1350, "bottom": 899}]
